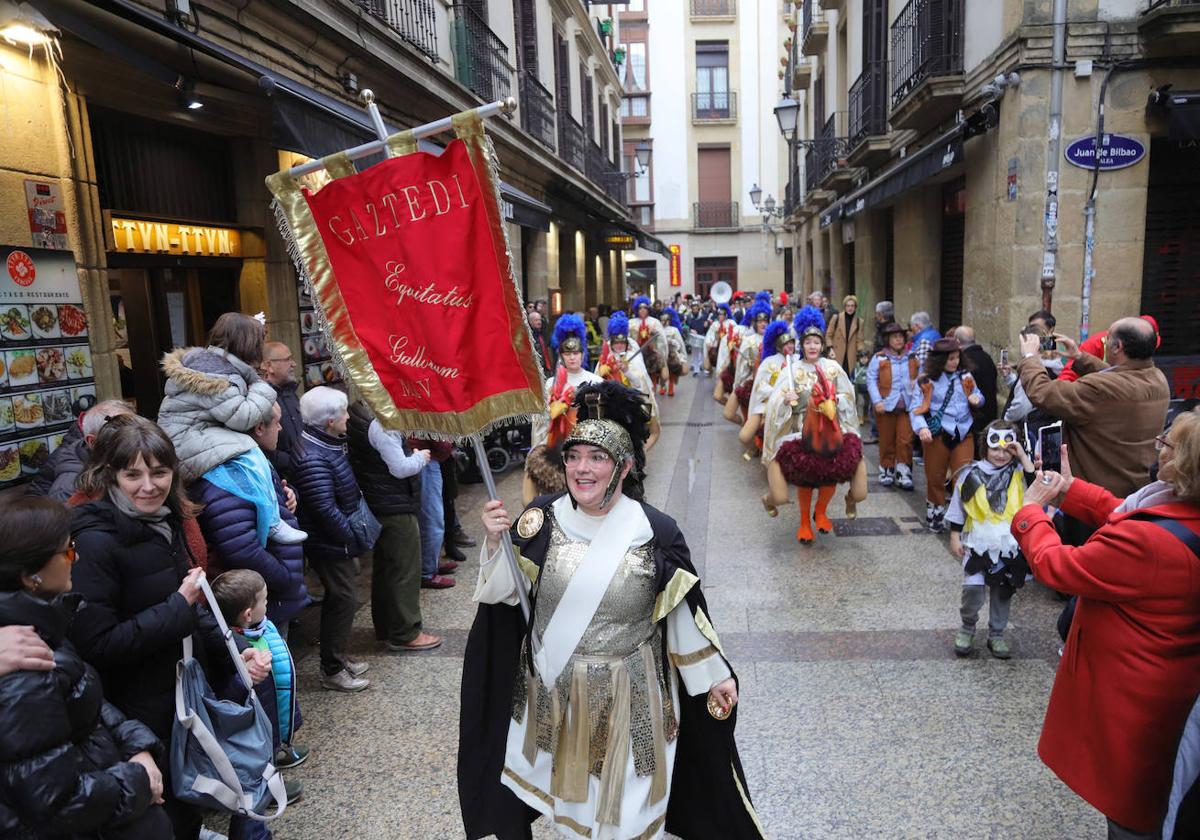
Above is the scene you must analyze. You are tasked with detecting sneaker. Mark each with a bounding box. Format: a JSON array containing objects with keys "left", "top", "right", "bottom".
[
  {"left": 878, "top": 467, "right": 895, "bottom": 487},
  {"left": 928, "top": 504, "right": 947, "bottom": 533},
  {"left": 452, "top": 529, "right": 477, "bottom": 548},
  {"left": 987, "top": 638, "right": 1012, "bottom": 660},
  {"left": 895, "top": 463, "right": 914, "bottom": 490},
  {"left": 342, "top": 658, "right": 370, "bottom": 677},
  {"left": 954, "top": 631, "right": 974, "bottom": 657},
  {"left": 320, "top": 668, "right": 369, "bottom": 692},
  {"left": 283, "top": 777, "right": 304, "bottom": 803},
  {"left": 275, "top": 744, "right": 309, "bottom": 769},
  {"left": 914, "top": 454, "right": 924, "bottom": 466},
  {"left": 421, "top": 574, "right": 456, "bottom": 589},
  {"left": 268, "top": 521, "right": 308, "bottom": 545},
  {"left": 437, "top": 559, "right": 459, "bottom": 574}
]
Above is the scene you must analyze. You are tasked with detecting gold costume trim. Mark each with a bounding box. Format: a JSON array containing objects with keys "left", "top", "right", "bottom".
[
  {"left": 652, "top": 568, "right": 699, "bottom": 623},
  {"left": 732, "top": 759, "right": 769, "bottom": 838},
  {"left": 669, "top": 644, "right": 720, "bottom": 668},
  {"left": 516, "top": 552, "right": 541, "bottom": 584},
  {"left": 385, "top": 129, "right": 416, "bottom": 158},
  {"left": 320, "top": 151, "right": 355, "bottom": 179},
  {"left": 501, "top": 768, "right": 668, "bottom": 839},
  {"left": 503, "top": 767, "right": 553, "bottom": 808},
  {"left": 555, "top": 814, "right": 594, "bottom": 837},
  {"left": 693, "top": 608, "right": 726, "bottom": 658}
]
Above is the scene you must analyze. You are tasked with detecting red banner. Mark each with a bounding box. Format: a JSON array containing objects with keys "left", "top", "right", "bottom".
[{"left": 267, "top": 116, "right": 543, "bottom": 438}]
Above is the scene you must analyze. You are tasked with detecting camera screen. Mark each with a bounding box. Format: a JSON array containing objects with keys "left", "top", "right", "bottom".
[{"left": 1040, "top": 425, "right": 1063, "bottom": 473}]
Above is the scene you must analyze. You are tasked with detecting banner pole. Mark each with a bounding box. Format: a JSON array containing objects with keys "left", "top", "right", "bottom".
[
  {"left": 288, "top": 92, "right": 517, "bottom": 178},
  {"left": 472, "top": 438, "right": 535, "bottom": 631}
]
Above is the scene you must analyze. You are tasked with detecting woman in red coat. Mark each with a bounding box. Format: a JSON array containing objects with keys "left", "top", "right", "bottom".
[{"left": 1014, "top": 408, "right": 1200, "bottom": 838}]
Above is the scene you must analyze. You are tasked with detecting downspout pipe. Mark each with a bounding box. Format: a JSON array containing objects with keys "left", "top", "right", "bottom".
[
  {"left": 1080, "top": 65, "right": 1117, "bottom": 342},
  {"left": 1040, "top": 0, "right": 1069, "bottom": 312}
]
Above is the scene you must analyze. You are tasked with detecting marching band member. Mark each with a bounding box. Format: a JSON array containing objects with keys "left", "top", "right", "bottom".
[
  {"left": 597, "top": 312, "right": 661, "bottom": 453},
  {"left": 760, "top": 307, "right": 868, "bottom": 544},
  {"left": 658, "top": 308, "right": 688, "bottom": 398},
  {"left": 523, "top": 314, "right": 602, "bottom": 505},
  {"left": 630, "top": 296, "right": 669, "bottom": 392}
]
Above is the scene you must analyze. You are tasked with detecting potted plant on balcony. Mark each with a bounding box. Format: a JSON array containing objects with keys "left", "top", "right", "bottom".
[
  {"left": 599, "top": 17, "right": 613, "bottom": 37},
  {"left": 614, "top": 45, "right": 626, "bottom": 65}
]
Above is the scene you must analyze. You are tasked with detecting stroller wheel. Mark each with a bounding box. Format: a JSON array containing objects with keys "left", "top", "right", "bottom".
[{"left": 486, "top": 446, "right": 511, "bottom": 474}]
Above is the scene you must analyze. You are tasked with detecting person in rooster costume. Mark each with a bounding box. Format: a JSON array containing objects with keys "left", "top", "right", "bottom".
[
  {"left": 712, "top": 315, "right": 741, "bottom": 405},
  {"left": 703, "top": 303, "right": 732, "bottom": 373},
  {"left": 724, "top": 298, "right": 774, "bottom": 426},
  {"left": 596, "top": 311, "right": 661, "bottom": 452},
  {"left": 630, "top": 296, "right": 670, "bottom": 392},
  {"left": 658, "top": 308, "right": 688, "bottom": 397},
  {"left": 737, "top": 318, "right": 797, "bottom": 456},
  {"left": 523, "top": 314, "right": 603, "bottom": 505},
  {"left": 760, "top": 307, "right": 868, "bottom": 544}
]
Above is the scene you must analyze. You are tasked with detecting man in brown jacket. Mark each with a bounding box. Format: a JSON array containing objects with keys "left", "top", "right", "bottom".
[{"left": 1017, "top": 316, "right": 1169, "bottom": 499}]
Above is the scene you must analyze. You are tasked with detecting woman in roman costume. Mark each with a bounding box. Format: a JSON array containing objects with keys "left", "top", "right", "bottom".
[
  {"left": 724, "top": 301, "right": 773, "bottom": 426},
  {"left": 596, "top": 311, "right": 660, "bottom": 453},
  {"left": 523, "top": 314, "right": 603, "bottom": 505},
  {"left": 712, "top": 312, "right": 741, "bottom": 405},
  {"left": 702, "top": 303, "right": 731, "bottom": 373},
  {"left": 458, "top": 381, "right": 765, "bottom": 840},
  {"left": 630, "top": 296, "right": 669, "bottom": 392},
  {"left": 658, "top": 308, "right": 688, "bottom": 398},
  {"left": 760, "top": 307, "right": 868, "bottom": 544}
]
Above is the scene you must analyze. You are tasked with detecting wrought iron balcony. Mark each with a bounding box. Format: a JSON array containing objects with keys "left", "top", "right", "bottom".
[
  {"left": 691, "top": 0, "right": 736, "bottom": 16},
  {"left": 1146, "top": 0, "right": 1200, "bottom": 9},
  {"left": 450, "top": 2, "right": 513, "bottom": 103},
  {"left": 693, "top": 201, "right": 739, "bottom": 230},
  {"left": 890, "top": 0, "right": 964, "bottom": 109},
  {"left": 814, "top": 112, "right": 851, "bottom": 185},
  {"left": 848, "top": 62, "right": 888, "bottom": 151},
  {"left": 692, "top": 90, "right": 737, "bottom": 122},
  {"left": 355, "top": 0, "right": 439, "bottom": 61},
  {"left": 558, "top": 113, "right": 587, "bottom": 173},
  {"left": 801, "top": 1, "right": 828, "bottom": 56},
  {"left": 519, "top": 71, "right": 556, "bottom": 151},
  {"left": 585, "top": 143, "right": 628, "bottom": 206}
]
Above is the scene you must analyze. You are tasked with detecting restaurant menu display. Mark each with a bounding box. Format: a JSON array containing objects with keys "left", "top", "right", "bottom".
[
  {"left": 296, "top": 272, "right": 344, "bottom": 389},
  {"left": 1, "top": 247, "right": 95, "bottom": 488}
]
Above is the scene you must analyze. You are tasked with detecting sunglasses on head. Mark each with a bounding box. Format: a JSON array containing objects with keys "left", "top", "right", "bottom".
[{"left": 986, "top": 429, "right": 1018, "bottom": 449}]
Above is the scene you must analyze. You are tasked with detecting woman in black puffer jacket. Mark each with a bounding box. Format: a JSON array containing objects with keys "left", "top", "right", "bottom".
[
  {"left": 69, "top": 416, "right": 269, "bottom": 840},
  {"left": 0, "top": 497, "right": 173, "bottom": 839},
  {"left": 290, "top": 386, "right": 371, "bottom": 693}
]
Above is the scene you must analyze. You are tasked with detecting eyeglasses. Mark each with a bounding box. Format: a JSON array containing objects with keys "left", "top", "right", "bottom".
[
  {"left": 1155, "top": 434, "right": 1175, "bottom": 452},
  {"left": 60, "top": 539, "right": 77, "bottom": 564},
  {"left": 563, "top": 450, "right": 613, "bottom": 467},
  {"left": 266, "top": 356, "right": 293, "bottom": 364}
]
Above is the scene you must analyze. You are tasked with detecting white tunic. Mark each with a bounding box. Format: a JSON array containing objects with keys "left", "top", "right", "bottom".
[{"left": 530, "top": 368, "right": 603, "bottom": 448}]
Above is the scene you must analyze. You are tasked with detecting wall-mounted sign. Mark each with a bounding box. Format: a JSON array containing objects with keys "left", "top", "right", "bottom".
[
  {"left": 24, "top": 181, "right": 69, "bottom": 250},
  {"left": 669, "top": 244, "right": 681, "bottom": 287},
  {"left": 108, "top": 217, "right": 243, "bottom": 257},
  {"left": 1064, "top": 134, "right": 1147, "bottom": 171},
  {"left": 604, "top": 233, "right": 636, "bottom": 249}
]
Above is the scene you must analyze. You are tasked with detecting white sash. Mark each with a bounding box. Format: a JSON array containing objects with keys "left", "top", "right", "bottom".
[{"left": 532, "top": 495, "right": 652, "bottom": 687}]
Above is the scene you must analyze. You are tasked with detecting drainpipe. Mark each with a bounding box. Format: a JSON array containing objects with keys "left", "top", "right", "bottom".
[
  {"left": 1080, "top": 65, "right": 1117, "bottom": 342},
  {"left": 1040, "top": 0, "right": 1069, "bottom": 313}
]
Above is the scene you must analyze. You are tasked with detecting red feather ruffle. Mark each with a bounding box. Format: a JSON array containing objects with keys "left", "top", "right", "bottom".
[
  {"left": 668, "top": 359, "right": 684, "bottom": 377},
  {"left": 720, "top": 367, "right": 735, "bottom": 391},
  {"left": 707, "top": 346, "right": 718, "bottom": 367},
  {"left": 735, "top": 380, "right": 753, "bottom": 414},
  {"left": 777, "top": 433, "right": 863, "bottom": 487}
]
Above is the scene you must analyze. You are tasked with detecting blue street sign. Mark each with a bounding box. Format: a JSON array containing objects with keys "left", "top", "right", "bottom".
[{"left": 1064, "top": 133, "right": 1147, "bottom": 171}]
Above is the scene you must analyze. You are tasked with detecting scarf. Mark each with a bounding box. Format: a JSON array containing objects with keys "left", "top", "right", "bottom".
[
  {"left": 107, "top": 486, "right": 174, "bottom": 545},
  {"left": 1115, "top": 480, "right": 1182, "bottom": 514},
  {"left": 238, "top": 617, "right": 268, "bottom": 640}
]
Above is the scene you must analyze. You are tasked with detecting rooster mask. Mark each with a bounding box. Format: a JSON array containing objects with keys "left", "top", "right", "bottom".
[
  {"left": 546, "top": 366, "right": 578, "bottom": 449},
  {"left": 802, "top": 366, "right": 843, "bottom": 457}
]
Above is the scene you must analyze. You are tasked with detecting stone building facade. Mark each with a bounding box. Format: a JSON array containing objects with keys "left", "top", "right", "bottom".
[
  {"left": 782, "top": 0, "right": 1200, "bottom": 397},
  {"left": 0, "top": 0, "right": 650, "bottom": 423}
]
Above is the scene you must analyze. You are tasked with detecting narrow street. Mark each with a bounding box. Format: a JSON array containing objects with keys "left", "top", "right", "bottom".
[{"left": 278, "top": 373, "right": 1100, "bottom": 839}]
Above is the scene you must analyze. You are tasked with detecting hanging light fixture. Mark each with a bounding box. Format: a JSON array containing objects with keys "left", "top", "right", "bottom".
[
  {"left": 773, "top": 96, "right": 800, "bottom": 138},
  {"left": 634, "top": 140, "right": 652, "bottom": 173},
  {"left": 175, "top": 76, "right": 203, "bottom": 110},
  {"left": 749, "top": 182, "right": 763, "bottom": 209},
  {"left": 0, "top": 1, "right": 57, "bottom": 47}
]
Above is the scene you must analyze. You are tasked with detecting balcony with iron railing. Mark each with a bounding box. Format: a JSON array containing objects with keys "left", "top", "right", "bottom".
[
  {"left": 691, "top": 0, "right": 736, "bottom": 17},
  {"left": 814, "top": 111, "right": 851, "bottom": 187},
  {"left": 693, "top": 201, "right": 739, "bottom": 230},
  {"left": 692, "top": 90, "right": 737, "bottom": 122},
  {"left": 519, "top": 71, "right": 556, "bottom": 151},
  {"left": 585, "top": 143, "right": 628, "bottom": 205},
  {"left": 620, "top": 92, "right": 651, "bottom": 123},
  {"left": 450, "top": 2, "right": 513, "bottom": 103},
  {"left": 847, "top": 61, "right": 889, "bottom": 166},
  {"left": 801, "top": 1, "right": 828, "bottom": 56},
  {"left": 355, "top": 0, "right": 439, "bottom": 61},
  {"left": 890, "top": 0, "right": 964, "bottom": 130},
  {"left": 557, "top": 113, "right": 587, "bottom": 173},
  {"left": 1140, "top": 0, "right": 1200, "bottom": 53}
]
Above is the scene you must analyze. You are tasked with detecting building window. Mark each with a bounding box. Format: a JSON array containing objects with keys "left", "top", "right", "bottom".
[
  {"left": 695, "top": 42, "right": 730, "bottom": 118},
  {"left": 694, "top": 257, "right": 737, "bottom": 299}
]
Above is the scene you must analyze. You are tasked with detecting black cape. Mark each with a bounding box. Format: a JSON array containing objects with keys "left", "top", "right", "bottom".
[{"left": 457, "top": 493, "right": 766, "bottom": 839}]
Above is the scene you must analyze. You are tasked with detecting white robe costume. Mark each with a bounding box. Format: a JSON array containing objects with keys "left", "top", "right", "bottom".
[{"left": 761, "top": 357, "right": 859, "bottom": 463}]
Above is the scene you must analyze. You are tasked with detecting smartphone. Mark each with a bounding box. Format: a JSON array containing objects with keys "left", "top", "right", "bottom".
[
  {"left": 1000, "top": 348, "right": 1010, "bottom": 366},
  {"left": 1040, "top": 335, "right": 1058, "bottom": 352},
  {"left": 1039, "top": 422, "right": 1064, "bottom": 473}
]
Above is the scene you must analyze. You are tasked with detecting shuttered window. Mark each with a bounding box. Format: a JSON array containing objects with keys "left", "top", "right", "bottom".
[
  {"left": 697, "top": 147, "right": 731, "bottom": 204},
  {"left": 1140, "top": 138, "right": 1200, "bottom": 355}
]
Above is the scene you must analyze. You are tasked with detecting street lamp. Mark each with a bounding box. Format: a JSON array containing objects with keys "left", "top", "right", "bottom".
[
  {"left": 0, "top": 1, "right": 57, "bottom": 47},
  {"left": 634, "top": 140, "right": 652, "bottom": 174},
  {"left": 773, "top": 96, "right": 800, "bottom": 139},
  {"left": 749, "top": 182, "right": 763, "bottom": 209}
]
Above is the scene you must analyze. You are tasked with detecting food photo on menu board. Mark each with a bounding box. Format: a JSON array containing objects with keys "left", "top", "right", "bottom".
[
  {"left": 29, "top": 304, "right": 60, "bottom": 339},
  {"left": 1, "top": 305, "right": 31, "bottom": 341},
  {"left": 0, "top": 395, "right": 13, "bottom": 433},
  {"left": 6, "top": 349, "right": 37, "bottom": 387}
]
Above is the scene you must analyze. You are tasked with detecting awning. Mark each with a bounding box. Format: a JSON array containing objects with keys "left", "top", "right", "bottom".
[
  {"left": 41, "top": 0, "right": 552, "bottom": 230},
  {"left": 606, "top": 219, "right": 669, "bottom": 257}
]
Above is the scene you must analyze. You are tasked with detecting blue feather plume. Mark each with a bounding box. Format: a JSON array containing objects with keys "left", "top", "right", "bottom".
[
  {"left": 717, "top": 302, "right": 732, "bottom": 318},
  {"left": 551, "top": 312, "right": 589, "bottom": 367},
  {"left": 662, "top": 307, "right": 682, "bottom": 330},
  {"left": 606, "top": 310, "right": 630, "bottom": 340},
  {"left": 793, "top": 305, "right": 826, "bottom": 337},
  {"left": 741, "top": 300, "right": 774, "bottom": 327},
  {"left": 633, "top": 295, "right": 652, "bottom": 312},
  {"left": 761, "top": 320, "right": 793, "bottom": 360}
]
